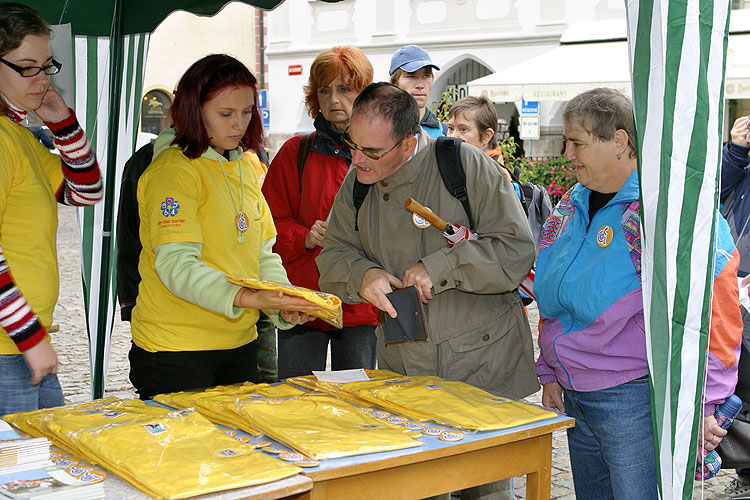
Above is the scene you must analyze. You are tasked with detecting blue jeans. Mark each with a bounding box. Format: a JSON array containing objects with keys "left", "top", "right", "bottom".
[
  {"left": 0, "top": 354, "right": 64, "bottom": 417},
  {"left": 277, "top": 324, "right": 376, "bottom": 379},
  {"left": 563, "top": 376, "right": 658, "bottom": 500}
]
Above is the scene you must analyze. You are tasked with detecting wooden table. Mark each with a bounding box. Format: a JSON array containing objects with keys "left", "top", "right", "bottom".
[
  {"left": 282, "top": 414, "right": 574, "bottom": 500},
  {"left": 102, "top": 471, "right": 313, "bottom": 500}
]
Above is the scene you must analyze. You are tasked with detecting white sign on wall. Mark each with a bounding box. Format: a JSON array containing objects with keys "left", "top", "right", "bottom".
[{"left": 519, "top": 115, "right": 540, "bottom": 140}]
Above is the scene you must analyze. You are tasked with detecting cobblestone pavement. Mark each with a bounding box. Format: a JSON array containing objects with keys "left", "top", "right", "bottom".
[{"left": 53, "top": 206, "right": 735, "bottom": 499}]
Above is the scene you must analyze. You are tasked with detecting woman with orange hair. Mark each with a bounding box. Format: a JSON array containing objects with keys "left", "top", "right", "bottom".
[{"left": 263, "top": 46, "right": 378, "bottom": 379}]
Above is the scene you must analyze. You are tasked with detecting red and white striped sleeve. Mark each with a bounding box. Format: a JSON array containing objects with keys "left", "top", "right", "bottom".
[
  {"left": 0, "top": 247, "right": 46, "bottom": 351},
  {"left": 44, "top": 109, "right": 103, "bottom": 206}
]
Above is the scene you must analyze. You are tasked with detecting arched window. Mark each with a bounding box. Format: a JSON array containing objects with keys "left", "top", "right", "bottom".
[{"left": 141, "top": 89, "right": 172, "bottom": 135}]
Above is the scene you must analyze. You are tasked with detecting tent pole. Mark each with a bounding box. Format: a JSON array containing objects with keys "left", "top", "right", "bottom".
[{"left": 92, "top": 0, "right": 124, "bottom": 399}]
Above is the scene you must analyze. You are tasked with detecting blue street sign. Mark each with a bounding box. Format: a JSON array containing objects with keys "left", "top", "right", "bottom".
[
  {"left": 258, "top": 89, "right": 268, "bottom": 109},
  {"left": 262, "top": 108, "right": 270, "bottom": 129},
  {"left": 521, "top": 99, "right": 539, "bottom": 115}
]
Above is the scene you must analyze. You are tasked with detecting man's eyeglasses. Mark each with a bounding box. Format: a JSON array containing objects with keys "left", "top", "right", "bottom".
[
  {"left": 342, "top": 129, "right": 405, "bottom": 161},
  {"left": 0, "top": 58, "right": 62, "bottom": 78}
]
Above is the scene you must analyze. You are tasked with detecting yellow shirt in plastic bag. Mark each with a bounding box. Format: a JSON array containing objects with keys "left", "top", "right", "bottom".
[
  {"left": 3, "top": 398, "right": 167, "bottom": 459},
  {"left": 70, "top": 409, "right": 300, "bottom": 499},
  {"left": 155, "top": 383, "right": 306, "bottom": 436},
  {"left": 285, "top": 369, "right": 405, "bottom": 406},
  {"left": 235, "top": 393, "right": 421, "bottom": 460},
  {"left": 226, "top": 276, "right": 343, "bottom": 328},
  {"left": 350, "top": 376, "right": 556, "bottom": 431}
]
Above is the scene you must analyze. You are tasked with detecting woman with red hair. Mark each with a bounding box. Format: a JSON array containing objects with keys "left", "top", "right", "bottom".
[
  {"left": 263, "top": 46, "right": 378, "bottom": 379},
  {"left": 129, "top": 54, "right": 319, "bottom": 400}
]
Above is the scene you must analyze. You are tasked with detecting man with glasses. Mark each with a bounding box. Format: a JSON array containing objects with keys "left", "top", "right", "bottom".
[{"left": 317, "top": 82, "right": 538, "bottom": 500}]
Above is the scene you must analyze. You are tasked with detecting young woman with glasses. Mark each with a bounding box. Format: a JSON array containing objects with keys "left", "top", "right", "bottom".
[{"left": 0, "top": 2, "right": 103, "bottom": 416}]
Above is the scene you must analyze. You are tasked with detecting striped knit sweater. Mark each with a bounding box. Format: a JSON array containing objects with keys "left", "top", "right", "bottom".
[{"left": 2, "top": 107, "right": 102, "bottom": 351}]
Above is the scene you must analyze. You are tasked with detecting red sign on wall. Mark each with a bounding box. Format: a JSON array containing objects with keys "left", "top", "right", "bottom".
[{"left": 288, "top": 65, "right": 303, "bottom": 76}]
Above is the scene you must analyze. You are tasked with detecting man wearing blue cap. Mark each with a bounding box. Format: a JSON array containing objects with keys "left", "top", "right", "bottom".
[{"left": 389, "top": 45, "right": 447, "bottom": 138}]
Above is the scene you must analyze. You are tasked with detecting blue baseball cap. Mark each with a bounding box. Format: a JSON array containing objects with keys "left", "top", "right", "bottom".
[{"left": 389, "top": 45, "right": 440, "bottom": 75}]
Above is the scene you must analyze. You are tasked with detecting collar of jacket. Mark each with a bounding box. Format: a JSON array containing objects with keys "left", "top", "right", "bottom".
[
  {"left": 569, "top": 168, "right": 640, "bottom": 209},
  {"left": 420, "top": 107, "right": 440, "bottom": 129},
  {"left": 311, "top": 115, "right": 351, "bottom": 160}
]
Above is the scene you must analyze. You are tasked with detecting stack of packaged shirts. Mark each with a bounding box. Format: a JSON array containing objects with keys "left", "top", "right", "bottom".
[
  {"left": 3, "top": 399, "right": 301, "bottom": 499},
  {"left": 234, "top": 392, "right": 422, "bottom": 460},
  {"left": 344, "top": 375, "right": 556, "bottom": 431},
  {"left": 154, "top": 383, "right": 306, "bottom": 436}
]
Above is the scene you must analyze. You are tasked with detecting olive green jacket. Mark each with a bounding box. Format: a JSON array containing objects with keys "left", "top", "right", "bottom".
[{"left": 317, "top": 133, "right": 539, "bottom": 398}]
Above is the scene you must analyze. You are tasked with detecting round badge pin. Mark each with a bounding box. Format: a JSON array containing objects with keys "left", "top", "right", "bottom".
[
  {"left": 439, "top": 430, "right": 465, "bottom": 442},
  {"left": 262, "top": 445, "right": 290, "bottom": 454},
  {"left": 252, "top": 439, "right": 272, "bottom": 449},
  {"left": 279, "top": 452, "right": 305, "bottom": 462},
  {"left": 422, "top": 427, "right": 443, "bottom": 436},
  {"left": 294, "top": 458, "right": 320, "bottom": 468},
  {"left": 404, "top": 421, "right": 425, "bottom": 431},
  {"left": 412, "top": 212, "right": 432, "bottom": 229},
  {"left": 387, "top": 416, "right": 407, "bottom": 425},
  {"left": 596, "top": 225, "right": 613, "bottom": 248},
  {"left": 371, "top": 411, "right": 390, "bottom": 419}
]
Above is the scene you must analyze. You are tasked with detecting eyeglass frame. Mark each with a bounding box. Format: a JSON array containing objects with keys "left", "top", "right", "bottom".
[
  {"left": 0, "top": 57, "right": 62, "bottom": 78},
  {"left": 342, "top": 127, "right": 407, "bottom": 161}
]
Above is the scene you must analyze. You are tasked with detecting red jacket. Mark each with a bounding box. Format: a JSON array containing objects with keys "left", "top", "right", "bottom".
[{"left": 263, "top": 118, "right": 378, "bottom": 330}]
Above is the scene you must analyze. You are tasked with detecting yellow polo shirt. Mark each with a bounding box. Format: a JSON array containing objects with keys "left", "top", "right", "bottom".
[
  {"left": 0, "top": 117, "right": 62, "bottom": 354},
  {"left": 132, "top": 147, "right": 276, "bottom": 352}
]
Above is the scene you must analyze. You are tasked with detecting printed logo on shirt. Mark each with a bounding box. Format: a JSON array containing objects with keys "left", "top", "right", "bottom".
[
  {"left": 596, "top": 225, "right": 613, "bottom": 248},
  {"left": 160, "top": 197, "right": 180, "bottom": 217},
  {"left": 143, "top": 423, "right": 167, "bottom": 435}
]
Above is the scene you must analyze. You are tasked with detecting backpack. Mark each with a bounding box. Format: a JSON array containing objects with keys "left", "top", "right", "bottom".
[{"left": 500, "top": 164, "right": 553, "bottom": 252}]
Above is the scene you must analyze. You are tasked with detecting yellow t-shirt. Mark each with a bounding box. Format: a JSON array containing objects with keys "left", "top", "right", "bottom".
[
  {"left": 0, "top": 117, "right": 63, "bottom": 354},
  {"left": 132, "top": 148, "right": 276, "bottom": 352}
]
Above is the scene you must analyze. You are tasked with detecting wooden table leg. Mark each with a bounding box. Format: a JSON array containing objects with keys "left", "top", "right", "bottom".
[{"left": 525, "top": 433, "right": 552, "bottom": 500}]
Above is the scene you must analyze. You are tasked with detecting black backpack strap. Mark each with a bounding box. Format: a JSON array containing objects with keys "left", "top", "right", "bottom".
[
  {"left": 352, "top": 180, "right": 371, "bottom": 231},
  {"left": 296, "top": 132, "right": 315, "bottom": 192},
  {"left": 435, "top": 136, "right": 474, "bottom": 231}
]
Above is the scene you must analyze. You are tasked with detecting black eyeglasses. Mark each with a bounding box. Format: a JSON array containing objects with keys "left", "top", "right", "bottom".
[
  {"left": 342, "top": 128, "right": 405, "bottom": 160},
  {"left": 0, "top": 58, "right": 61, "bottom": 77}
]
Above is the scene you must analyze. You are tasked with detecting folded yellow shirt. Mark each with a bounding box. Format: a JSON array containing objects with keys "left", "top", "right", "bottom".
[
  {"left": 235, "top": 393, "right": 421, "bottom": 460},
  {"left": 226, "top": 276, "right": 343, "bottom": 328},
  {"left": 70, "top": 409, "right": 301, "bottom": 499},
  {"left": 352, "top": 376, "right": 556, "bottom": 431},
  {"left": 285, "top": 369, "right": 405, "bottom": 406}
]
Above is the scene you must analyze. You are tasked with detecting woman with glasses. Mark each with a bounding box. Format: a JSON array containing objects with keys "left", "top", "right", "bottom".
[
  {"left": 262, "top": 46, "right": 378, "bottom": 379},
  {"left": 0, "top": 3, "right": 103, "bottom": 416}
]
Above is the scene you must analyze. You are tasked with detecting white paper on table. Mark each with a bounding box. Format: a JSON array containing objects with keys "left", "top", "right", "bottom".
[
  {"left": 312, "top": 369, "right": 370, "bottom": 383},
  {"left": 739, "top": 276, "right": 750, "bottom": 312}
]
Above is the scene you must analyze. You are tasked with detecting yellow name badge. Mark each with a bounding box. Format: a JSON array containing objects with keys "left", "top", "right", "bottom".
[
  {"left": 413, "top": 212, "right": 432, "bottom": 229},
  {"left": 596, "top": 225, "right": 613, "bottom": 248}
]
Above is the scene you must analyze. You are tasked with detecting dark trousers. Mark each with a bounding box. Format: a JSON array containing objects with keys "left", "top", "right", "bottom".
[
  {"left": 277, "top": 324, "right": 376, "bottom": 379},
  {"left": 128, "top": 341, "right": 258, "bottom": 400}
]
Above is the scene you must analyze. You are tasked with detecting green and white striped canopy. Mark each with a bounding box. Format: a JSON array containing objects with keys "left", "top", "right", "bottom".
[{"left": 626, "top": 0, "right": 730, "bottom": 497}]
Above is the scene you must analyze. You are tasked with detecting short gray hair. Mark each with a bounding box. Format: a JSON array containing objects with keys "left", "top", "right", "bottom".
[{"left": 563, "top": 88, "right": 636, "bottom": 158}]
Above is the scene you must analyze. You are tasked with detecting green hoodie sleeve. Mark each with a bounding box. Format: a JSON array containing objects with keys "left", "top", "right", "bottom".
[{"left": 153, "top": 238, "right": 294, "bottom": 329}]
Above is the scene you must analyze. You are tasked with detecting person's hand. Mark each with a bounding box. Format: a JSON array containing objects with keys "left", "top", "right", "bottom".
[
  {"left": 402, "top": 262, "right": 433, "bottom": 303},
  {"left": 730, "top": 116, "right": 750, "bottom": 147},
  {"left": 280, "top": 310, "right": 317, "bottom": 325},
  {"left": 22, "top": 338, "right": 59, "bottom": 386},
  {"left": 541, "top": 382, "right": 565, "bottom": 413},
  {"left": 741, "top": 274, "right": 750, "bottom": 292},
  {"left": 699, "top": 413, "right": 728, "bottom": 453},
  {"left": 234, "top": 288, "right": 322, "bottom": 313},
  {"left": 360, "top": 267, "right": 404, "bottom": 319},
  {"left": 34, "top": 86, "right": 71, "bottom": 123},
  {"left": 304, "top": 220, "right": 328, "bottom": 249}
]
